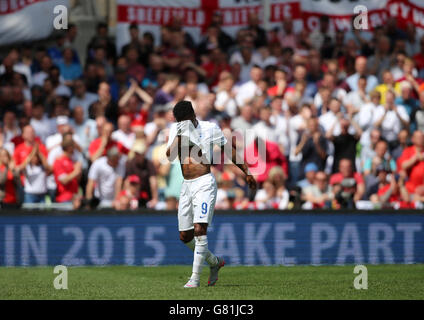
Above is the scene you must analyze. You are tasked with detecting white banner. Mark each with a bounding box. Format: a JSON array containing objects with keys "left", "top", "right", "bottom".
[
  {"left": 116, "top": 0, "right": 300, "bottom": 53},
  {"left": 301, "top": 0, "right": 389, "bottom": 31},
  {"left": 116, "top": 0, "right": 424, "bottom": 53},
  {"left": 116, "top": 0, "right": 202, "bottom": 53},
  {"left": 0, "top": 0, "right": 70, "bottom": 45}
]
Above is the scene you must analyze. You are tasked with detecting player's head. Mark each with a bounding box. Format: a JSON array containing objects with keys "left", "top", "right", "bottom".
[{"left": 173, "top": 100, "right": 195, "bottom": 122}]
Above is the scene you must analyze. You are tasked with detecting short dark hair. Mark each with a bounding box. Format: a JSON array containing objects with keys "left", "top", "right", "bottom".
[
  {"left": 173, "top": 101, "right": 195, "bottom": 122},
  {"left": 97, "top": 22, "right": 108, "bottom": 30},
  {"left": 129, "top": 22, "right": 139, "bottom": 30}
]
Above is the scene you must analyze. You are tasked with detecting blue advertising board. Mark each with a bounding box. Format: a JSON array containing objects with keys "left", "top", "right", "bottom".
[{"left": 0, "top": 213, "right": 423, "bottom": 266}]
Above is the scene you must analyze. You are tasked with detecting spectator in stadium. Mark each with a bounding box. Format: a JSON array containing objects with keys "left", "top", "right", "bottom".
[
  {"left": 125, "top": 143, "right": 158, "bottom": 208},
  {"left": 245, "top": 12, "right": 267, "bottom": 48},
  {"left": 110, "top": 64, "right": 131, "bottom": 103},
  {"left": 47, "top": 33, "right": 67, "bottom": 66},
  {"left": 372, "top": 164, "right": 413, "bottom": 208},
  {"left": 32, "top": 55, "right": 54, "bottom": 87},
  {"left": 0, "top": 148, "right": 21, "bottom": 207},
  {"left": 215, "top": 170, "right": 236, "bottom": 210},
  {"left": 245, "top": 136, "right": 288, "bottom": 185},
  {"left": 86, "top": 146, "right": 126, "bottom": 208},
  {"left": 267, "top": 66, "right": 288, "bottom": 98},
  {"left": 88, "top": 122, "right": 117, "bottom": 163},
  {"left": 208, "top": 11, "right": 234, "bottom": 51},
  {"left": 52, "top": 134, "right": 82, "bottom": 203},
  {"left": 354, "top": 90, "right": 380, "bottom": 154},
  {"left": 69, "top": 79, "right": 98, "bottom": 118},
  {"left": 112, "top": 115, "right": 135, "bottom": 153},
  {"left": 277, "top": 18, "right": 298, "bottom": 50},
  {"left": 297, "top": 162, "right": 318, "bottom": 189},
  {"left": 231, "top": 104, "right": 255, "bottom": 131},
  {"left": 364, "top": 140, "right": 397, "bottom": 177},
  {"left": 20, "top": 143, "right": 50, "bottom": 204},
  {"left": 251, "top": 106, "right": 279, "bottom": 146},
  {"left": 375, "top": 70, "right": 401, "bottom": 105},
  {"left": 45, "top": 116, "right": 81, "bottom": 152},
  {"left": 144, "top": 104, "right": 171, "bottom": 147},
  {"left": 118, "top": 79, "right": 153, "bottom": 126},
  {"left": 2, "top": 111, "right": 21, "bottom": 145},
  {"left": 254, "top": 168, "right": 289, "bottom": 210},
  {"left": 235, "top": 65, "right": 263, "bottom": 106},
  {"left": 0, "top": 53, "right": 28, "bottom": 89},
  {"left": 367, "top": 36, "right": 392, "bottom": 81},
  {"left": 330, "top": 158, "right": 365, "bottom": 208},
  {"left": 13, "top": 125, "right": 48, "bottom": 171},
  {"left": 153, "top": 74, "right": 179, "bottom": 106},
  {"left": 302, "top": 171, "right": 333, "bottom": 209},
  {"left": 201, "top": 48, "right": 231, "bottom": 89},
  {"left": 396, "top": 58, "right": 423, "bottom": 97},
  {"left": 47, "top": 65, "right": 71, "bottom": 97},
  {"left": 314, "top": 73, "right": 346, "bottom": 109},
  {"left": 343, "top": 75, "right": 370, "bottom": 113},
  {"left": 397, "top": 130, "right": 424, "bottom": 196},
  {"left": 309, "top": 15, "right": 334, "bottom": 54},
  {"left": 69, "top": 106, "right": 98, "bottom": 153},
  {"left": 86, "top": 22, "right": 116, "bottom": 62},
  {"left": 363, "top": 140, "right": 396, "bottom": 199},
  {"left": 413, "top": 90, "right": 424, "bottom": 132},
  {"left": 295, "top": 117, "right": 328, "bottom": 173},
  {"left": 346, "top": 56, "right": 378, "bottom": 93},
  {"left": 327, "top": 115, "right": 362, "bottom": 173},
  {"left": 373, "top": 90, "right": 409, "bottom": 149},
  {"left": 125, "top": 46, "right": 145, "bottom": 83},
  {"left": 391, "top": 129, "right": 410, "bottom": 161},
  {"left": 89, "top": 82, "right": 118, "bottom": 122},
  {"left": 319, "top": 98, "right": 344, "bottom": 136},
  {"left": 390, "top": 51, "right": 408, "bottom": 82},
  {"left": 29, "top": 100, "right": 54, "bottom": 144},
  {"left": 230, "top": 34, "right": 263, "bottom": 84},
  {"left": 213, "top": 71, "right": 238, "bottom": 117},
  {"left": 47, "top": 131, "right": 84, "bottom": 202},
  {"left": 359, "top": 128, "right": 382, "bottom": 172},
  {"left": 290, "top": 64, "right": 317, "bottom": 100},
  {"left": 121, "top": 23, "right": 143, "bottom": 58},
  {"left": 113, "top": 175, "right": 141, "bottom": 210},
  {"left": 395, "top": 81, "right": 419, "bottom": 131},
  {"left": 58, "top": 47, "right": 82, "bottom": 83}
]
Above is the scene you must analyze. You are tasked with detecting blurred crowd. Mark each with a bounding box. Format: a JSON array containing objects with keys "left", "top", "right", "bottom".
[{"left": 1, "top": 13, "right": 424, "bottom": 211}]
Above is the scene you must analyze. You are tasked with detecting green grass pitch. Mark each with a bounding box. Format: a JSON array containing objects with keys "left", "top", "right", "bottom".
[{"left": 0, "top": 265, "right": 423, "bottom": 300}]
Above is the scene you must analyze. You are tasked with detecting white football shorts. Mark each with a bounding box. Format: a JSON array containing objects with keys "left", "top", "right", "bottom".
[{"left": 178, "top": 173, "right": 217, "bottom": 231}]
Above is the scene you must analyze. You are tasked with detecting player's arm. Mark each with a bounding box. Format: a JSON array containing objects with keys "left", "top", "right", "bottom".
[{"left": 222, "top": 143, "right": 256, "bottom": 190}]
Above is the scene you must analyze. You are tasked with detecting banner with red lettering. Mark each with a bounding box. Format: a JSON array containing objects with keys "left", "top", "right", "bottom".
[
  {"left": 388, "top": 0, "right": 424, "bottom": 30},
  {"left": 301, "top": 0, "right": 389, "bottom": 32},
  {"left": 116, "top": 0, "right": 424, "bottom": 52},
  {"left": 116, "top": 0, "right": 202, "bottom": 53},
  {"left": 116, "top": 0, "right": 301, "bottom": 53},
  {"left": 0, "top": 0, "right": 69, "bottom": 45}
]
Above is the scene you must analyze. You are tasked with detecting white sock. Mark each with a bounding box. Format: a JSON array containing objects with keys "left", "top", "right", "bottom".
[
  {"left": 191, "top": 235, "right": 208, "bottom": 281},
  {"left": 185, "top": 238, "right": 218, "bottom": 267}
]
